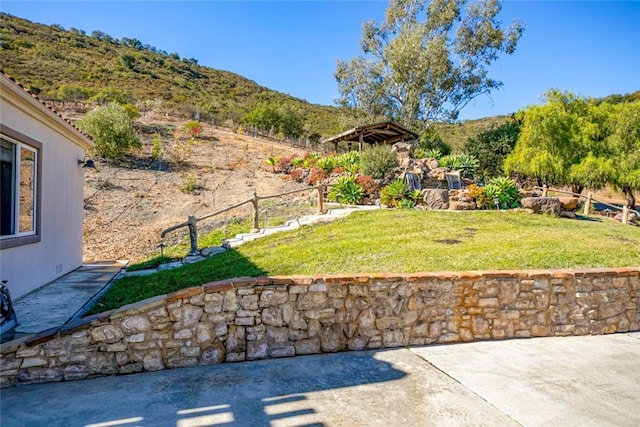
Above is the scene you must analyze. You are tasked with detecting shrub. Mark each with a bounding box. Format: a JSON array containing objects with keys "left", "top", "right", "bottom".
[
  {"left": 265, "top": 155, "right": 280, "bottom": 173},
  {"left": 414, "top": 147, "right": 442, "bottom": 159},
  {"left": 291, "top": 157, "right": 305, "bottom": 168},
  {"left": 184, "top": 120, "right": 202, "bottom": 137},
  {"left": 468, "top": 184, "right": 491, "bottom": 209},
  {"left": 78, "top": 102, "right": 141, "bottom": 161},
  {"left": 277, "top": 155, "right": 296, "bottom": 174},
  {"left": 360, "top": 145, "right": 398, "bottom": 179},
  {"left": 356, "top": 174, "right": 379, "bottom": 197},
  {"left": 417, "top": 128, "right": 451, "bottom": 156},
  {"left": 483, "top": 177, "right": 521, "bottom": 209},
  {"left": 289, "top": 168, "right": 304, "bottom": 183},
  {"left": 328, "top": 176, "right": 365, "bottom": 205},
  {"left": 316, "top": 155, "right": 337, "bottom": 174},
  {"left": 380, "top": 179, "right": 408, "bottom": 207},
  {"left": 336, "top": 151, "right": 360, "bottom": 169},
  {"left": 181, "top": 175, "right": 204, "bottom": 193},
  {"left": 309, "top": 166, "right": 328, "bottom": 185},
  {"left": 439, "top": 153, "right": 479, "bottom": 179},
  {"left": 151, "top": 133, "right": 162, "bottom": 161}
]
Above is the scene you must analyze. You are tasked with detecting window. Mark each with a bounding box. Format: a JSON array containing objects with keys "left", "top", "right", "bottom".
[{"left": 1, "top": 133, "right": 40, "bottom": 247}]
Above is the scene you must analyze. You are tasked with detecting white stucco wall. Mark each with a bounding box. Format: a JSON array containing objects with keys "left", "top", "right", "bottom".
[{"left": 1, "top": 81, "right": 91, "bottom": 298}]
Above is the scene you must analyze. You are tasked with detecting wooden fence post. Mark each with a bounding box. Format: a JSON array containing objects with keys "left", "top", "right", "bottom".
[
  {"left": 583, "top": 193, "right": 592, "bottom": 215},
  {"left": 542, "top": 185, "right": 548, "bottom": 197},
  {"left": 187, "top": 215, "right": 198, "bottom": 255},
  {"left": 252, "top": 191, "right": 260, "bottom": 232},
  {"left": 317, "top": 185, "right": 324, "bottom": 215},
  {"left": 622, "top": 206, "right": 629, "bottom": 225}
]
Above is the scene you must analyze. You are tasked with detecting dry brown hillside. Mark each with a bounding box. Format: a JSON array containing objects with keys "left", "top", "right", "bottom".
[{"left": 82, "top": 113, "right": 307, "bottom": 263}]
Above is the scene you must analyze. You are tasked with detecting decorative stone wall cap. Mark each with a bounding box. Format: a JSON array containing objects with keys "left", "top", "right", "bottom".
[
  {"left": 59, "top": 317, "right": 94, "bottom": 335},
  {"left": 525, "top": 269, "right": 555, "bottom": 278},
  {"left": 167, "top": 286, "right": 203, "bottom": 302},
  {"left": 382, "top": 273, "right": 404, "bottom": 282},
  {"left": 614, "top": 267, "right": 640, "bottom": 276},
  {"left": 286, "top": 276, "right": 315, "bottom": 285},
  {"left": 111, "top": 296, "right": 168, "bottom": 318},
  {"left": 0, "top": 334, "right": 34, "bottom": 353},
  {"left": 24, "top": 326, "right": 63, "bottom": 347},
  {"left": 455, "top": 271, "right": 483, "bottom": 280},
  {"left": 203, "top": 281, "right": 234, "bottom": 292}
]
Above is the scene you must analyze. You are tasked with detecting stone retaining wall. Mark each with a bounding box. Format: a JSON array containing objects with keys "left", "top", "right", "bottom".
[{"left": 2, "top": 268, "right": 638, "bottom": 387}]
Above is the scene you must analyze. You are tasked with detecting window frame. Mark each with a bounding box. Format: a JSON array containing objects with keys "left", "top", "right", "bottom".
[{"left": 0, "top": 125, "right": 42, "bottom": 249}]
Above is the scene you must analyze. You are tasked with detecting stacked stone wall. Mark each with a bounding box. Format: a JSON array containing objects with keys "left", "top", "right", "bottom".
[{"left": 1, "top": 268, "right": 638, "bottom": 387}]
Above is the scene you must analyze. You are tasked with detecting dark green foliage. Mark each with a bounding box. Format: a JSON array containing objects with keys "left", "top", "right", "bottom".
[
  {"left": 464, "top": 119, "right": 520, "bottom": 181},
  {"left": 359, "top": 145, "right": 398, "bottom": 179},
  {"left": 417, "top": 128, "right": 451, "bottom": 156}
]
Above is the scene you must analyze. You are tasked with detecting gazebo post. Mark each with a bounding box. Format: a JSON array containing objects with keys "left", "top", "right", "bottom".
[{"left": 359, "top": 134, "right": 363, "bottom": 152}]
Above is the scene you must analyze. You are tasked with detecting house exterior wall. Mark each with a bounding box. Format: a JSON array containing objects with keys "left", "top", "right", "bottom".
[{"left": 1, "top": 76, "right": 92, "bottom": 298}]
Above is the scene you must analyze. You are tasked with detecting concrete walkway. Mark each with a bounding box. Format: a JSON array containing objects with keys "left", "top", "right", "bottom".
[
  {"left": 11, "top": 262, "right": 125, "bottom": 336},
  {"left": 1, "top": 333, "right": 638, "bottom": 427}
]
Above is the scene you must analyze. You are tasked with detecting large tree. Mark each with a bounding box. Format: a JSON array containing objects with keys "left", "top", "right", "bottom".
[
  {"left": 335, "top": 0, "right": 523, "bottom": 133},
  {"left": 504, "top": 91, "right": 639, "bottom": 208},
  {"left": 464, "top": 118, "right": 520, "bottom": 181}
]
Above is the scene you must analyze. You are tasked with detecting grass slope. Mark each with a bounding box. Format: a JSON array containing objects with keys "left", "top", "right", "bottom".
[{"left": 89, "top": 210, "right": 640, "bottom": 314}]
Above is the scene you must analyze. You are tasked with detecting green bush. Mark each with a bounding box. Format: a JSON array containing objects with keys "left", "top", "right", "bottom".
[
  {"left": 414, "top": 147, "right": 442, "bottom": 159},
  {"left": 78, "top": 103, "right": 141, "bottom": 161},
  {"left": 328, "top": 176, "right": 365, "bottom": 205},
  {"left": 438, "top": 153, "right": 479, "bottom": 179},
  {"left": 316, "top": 156, "right": 338, "bottom": 174},
  {"left": 336, "top": 151, "right": 360, "bottom": 169},
  {"left": 380, "top": 179, "right": 408, "bottom": 207},
  {"left": 359, "top": 145, "right": 398, "bottom": 179},
  {"left": 483, "top": 177, "right": 521, "bottom": 209}
]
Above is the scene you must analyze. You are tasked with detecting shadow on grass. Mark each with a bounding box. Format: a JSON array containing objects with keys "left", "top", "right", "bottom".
[{"left": 86, "top": 249, "right": 266, "bottom": 315}]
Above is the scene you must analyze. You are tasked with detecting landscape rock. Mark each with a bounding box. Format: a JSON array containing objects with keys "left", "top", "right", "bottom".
[
  {"left": 559, "top": 197, "right": 579, "bottom": 211},
  {"left": 183, "top": 254, "right": 206, "bottom": 265},
  {"left": 449, "top": 201, "right": 476, "bottom": 211},
  {"left": 521, "top": 197, "right": 561, "bottom": 216},
  {"left": 560, "top": 211, "right": 577, "bottom": 219},
  {"left": 422, "top": 189, "right": 449, "bottom": 210},
  {"left": 158, "top": 262, "right": 183, "bottom": 271},
  {"left": 201, "top": 246, "right": 226, "bottom": 257}
]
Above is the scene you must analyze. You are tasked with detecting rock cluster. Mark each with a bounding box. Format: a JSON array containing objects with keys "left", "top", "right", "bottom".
[{"left": 1, "top": 268, "right": 638, "bottom": 388}]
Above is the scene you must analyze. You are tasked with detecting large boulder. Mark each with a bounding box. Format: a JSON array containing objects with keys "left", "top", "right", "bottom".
[
  {"left": 559, "top": 197, "right": 579, "bottom": 211},
  {"left": 521, "top": 197, "right": 561, "bottom": 216},
  {"left": 423, "top": 189, "right": 449, "bottom": 210},
  {"left": 449, "top": 201, "right": 476, "bottom": 210}
]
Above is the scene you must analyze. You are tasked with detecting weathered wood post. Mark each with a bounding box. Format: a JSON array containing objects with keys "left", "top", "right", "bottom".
[
  {"left": 316, "top": 184, "right": 324, "bottom": 215},
  {"left": 251, "top": 191, "right": 260, "bottom": 232},
  {"left": 583, "top": 192, "right": 592, "bottom": 215},
  {"left": 622, "top": 205, "right": 629, "bottom": 225},
  {"left": 542, "top": 185, "right": 548, "bottom": 197},
  {"left": 187, "top": 215, "right": 198, "bottom": 254}
]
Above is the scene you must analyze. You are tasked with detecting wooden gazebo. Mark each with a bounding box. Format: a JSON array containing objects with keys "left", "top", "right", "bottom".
[{"left": 321, "top": 121, "right": 419, "bottom": 152}]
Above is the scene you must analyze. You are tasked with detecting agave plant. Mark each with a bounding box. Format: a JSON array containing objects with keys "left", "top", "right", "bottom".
[
  {"left": 328, "top": 176, "right": 365, "bottom": 205},
  {"left": 483, "top": 177, "right": 521, "bottom": 209},
  {"left": 380, "top": 179, "right": 409, "bottom": 208}
]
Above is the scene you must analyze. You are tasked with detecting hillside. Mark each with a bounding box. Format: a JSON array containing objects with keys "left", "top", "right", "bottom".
[
  {"left": 82, "top": 115, "right": 309, "bottom": 263},
  {"left": 0, "top": 13, "right": 352, "bottom": 137}
]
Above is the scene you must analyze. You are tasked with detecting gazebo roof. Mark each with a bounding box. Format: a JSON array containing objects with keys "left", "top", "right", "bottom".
[{"left": 321, "top": 121, "right": 419, "bottom": 146}]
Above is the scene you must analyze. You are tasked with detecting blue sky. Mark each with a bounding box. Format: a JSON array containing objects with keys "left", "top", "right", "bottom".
[{"left": 2, "top": 1, "right": 639, "bottom": 120}]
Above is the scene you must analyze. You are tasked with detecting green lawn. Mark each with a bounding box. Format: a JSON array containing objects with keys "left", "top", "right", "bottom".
[{"left": 88, "top": 210, "right": 640, "bottom": 314}]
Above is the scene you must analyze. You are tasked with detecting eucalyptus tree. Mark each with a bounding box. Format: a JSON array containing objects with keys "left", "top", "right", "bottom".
[{"left": 335, "top": 0, "right": 523, "bottom": 133}]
